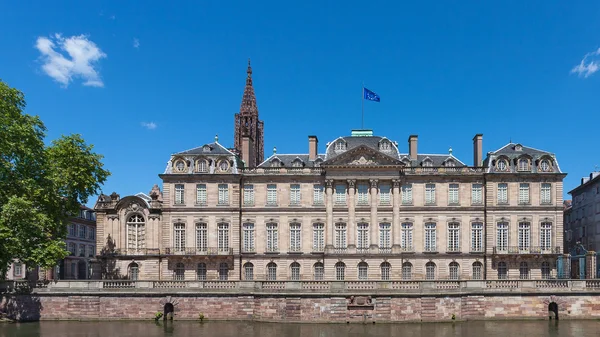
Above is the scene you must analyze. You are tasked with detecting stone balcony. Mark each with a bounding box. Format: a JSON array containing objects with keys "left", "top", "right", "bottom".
[
  {"left": 492, "top": 246, "right": 562, "bottom": 255},
  {"left": 3, "top": 279, "right": 600, "bottom": 295},
  {"left": 106, "top": 247, "right": 234, "bottom": 257}
]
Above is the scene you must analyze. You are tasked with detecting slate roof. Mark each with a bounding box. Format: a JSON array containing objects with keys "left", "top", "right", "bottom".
[
  {"left": 174, "top": 141, "right": 235, "bottom": 156},
  {"left": 325, "top": 136, "right": 401, "bottom": 160},
  {"left": 399, "top": 154, "right": 467, "bottom": 167},
  {"left": 258, "top": 154, "right": 326, "bottom": 168},
  {"left": 484, "top": 142, "right": 562, "bottom": 173}
]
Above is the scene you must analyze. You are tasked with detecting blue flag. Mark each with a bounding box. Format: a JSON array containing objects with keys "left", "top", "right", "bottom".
[{"left": 363, "top": 87, "right": 380, "bottom": 102}]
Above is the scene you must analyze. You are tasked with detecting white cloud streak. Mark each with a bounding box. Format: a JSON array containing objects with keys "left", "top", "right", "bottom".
[
  {"left": 35, "top": 34, "right": 107, "bottom": 87},
  {"left": 571, "top": 48, "right": 600, "bottom": 78},
  {"left": 133, "top": 38, "right": 140, "bottom": 49},
  {"left": 141, "top": 122, "right": 157, "bottom": 130}
]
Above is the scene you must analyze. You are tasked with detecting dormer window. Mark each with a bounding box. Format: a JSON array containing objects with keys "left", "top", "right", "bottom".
[
  {"left": 218, "top": 160, "right": 229, "bottom": 172},
  {"left": 518, "top": 158, "right": 530, "bottom": 172},
  {"left": 292, "top": 160, "right": 303, "bottom": 168},
  {"left": 197, "top": 159, "right": 208, "bottom": 173},
  {"left": 270, "top": 159, "right": 280, "bottom": 168},
  {"left": 497, "top": 159, "right": 508, "bottom": 171},
  {"left": 514, "top": 144, "right": 523, "bottom": 151},
  {"left": 540, "top": 159, "right": 551, "bottom": 172},
  {"left": 445, "top": 160, "right": 455, "bottom": 167},
  {"left": 423, "top": 159, "right": 433, "bottom": 167},
  {"left": 202, "top": 145, "right": 211, "bottom": 153},
  {"left": 334, "top": 141, "right": 346, "bottom": 152},
  {"left": 314, "top": 158, "right": 323, "bottom": 167},
  {"left": 174, "top": 159, "right": 186, "bottom": 173},
  {"left": 379, "top": 141, "right": 391, "bottom": 151}
]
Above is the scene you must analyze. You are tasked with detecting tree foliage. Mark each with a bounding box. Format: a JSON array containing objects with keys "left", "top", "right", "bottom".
[{"left": 0, "top": 80, "right": 110, "bottom": 278}]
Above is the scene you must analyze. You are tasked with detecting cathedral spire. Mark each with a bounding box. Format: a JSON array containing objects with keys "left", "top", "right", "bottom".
[{"left": 234, "top": 59, "right": 264, "bottom": 167}]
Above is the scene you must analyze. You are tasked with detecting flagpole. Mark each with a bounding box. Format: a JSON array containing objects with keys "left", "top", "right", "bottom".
[{"left": 361, "top": 82, "right": 364, "bottom": 129}]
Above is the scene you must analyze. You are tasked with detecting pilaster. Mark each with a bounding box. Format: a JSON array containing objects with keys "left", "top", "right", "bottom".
[
  {"left": 325, "top": 179, "right": 334, "bottom": 248},
  {"left": 369, "top": 179, "right": 378, "bottom": 251}
]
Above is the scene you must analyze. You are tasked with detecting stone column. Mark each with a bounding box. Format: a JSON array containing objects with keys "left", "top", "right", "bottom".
[
  {"left": 325, "top": 179, "right": 334, "bottom": 248},
  {"left": 586, "top": 251, "right": 597, "bottom": 279},
  {"left": 347, "top": 180, "right": 356, "bottom": 252},
  {"left": 369, "top": 179, "right": 379, "bottom": 251},
  {"left": 392, "top": 179, "right": 401, "bottom": 252}
]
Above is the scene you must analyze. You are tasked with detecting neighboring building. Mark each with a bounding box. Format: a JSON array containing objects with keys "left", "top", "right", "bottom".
[
  {"left": 94, "top": 61, "right": 566, "bottom": 282},
  {"left": 4, "top": 206, "right": 97, "bottom": 280},
  {"left": 564, "top": 171, "right": 600, "bottom": 252}
]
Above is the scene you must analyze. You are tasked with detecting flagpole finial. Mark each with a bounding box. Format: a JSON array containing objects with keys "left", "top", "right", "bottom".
[{"left": 247, "top": 58, "right": 252, "bottom": 75}]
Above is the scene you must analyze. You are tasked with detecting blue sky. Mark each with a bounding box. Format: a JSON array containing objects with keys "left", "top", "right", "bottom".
[{"left": 1, "top": 1, "right": 599, "bottom": 206}]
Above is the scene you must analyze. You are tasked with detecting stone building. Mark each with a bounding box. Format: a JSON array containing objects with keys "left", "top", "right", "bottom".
[
  {"left": 94, "top": 62, "right": 566, "bottom": 282},
  {"left": 564, "top": 171, "right": 600, "bottom": 252}
]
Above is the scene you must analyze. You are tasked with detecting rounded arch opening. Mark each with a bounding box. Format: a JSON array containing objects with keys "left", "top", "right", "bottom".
[
  {"left": 163, "top": 303, "right": 174, "bottom": 320},
  {"left": 548, "top": 302, "right": 559, "bottom": 320}
]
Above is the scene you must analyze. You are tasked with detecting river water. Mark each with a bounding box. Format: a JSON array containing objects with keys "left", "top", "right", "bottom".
[{"left": 1, "top": 320, "right": 599, "bottom": 337}]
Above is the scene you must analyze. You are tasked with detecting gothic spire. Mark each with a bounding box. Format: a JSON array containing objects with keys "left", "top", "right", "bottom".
[{"left": 239, "top": 58, "right": 258, "bottom": 116}]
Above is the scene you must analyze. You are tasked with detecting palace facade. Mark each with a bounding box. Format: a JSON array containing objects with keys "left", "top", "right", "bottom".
[{"left": 94, "top": 62, "right": 566, "bottom": 282}]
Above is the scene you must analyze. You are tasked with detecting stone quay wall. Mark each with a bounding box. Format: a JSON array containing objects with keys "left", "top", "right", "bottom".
[{"left": 2, "top": 280, "right": 600, "bottom": 322}]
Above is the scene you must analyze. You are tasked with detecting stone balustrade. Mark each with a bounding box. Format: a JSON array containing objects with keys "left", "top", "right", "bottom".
[{"left": 2, "top": 279, "right": 600, "bottom": 295}]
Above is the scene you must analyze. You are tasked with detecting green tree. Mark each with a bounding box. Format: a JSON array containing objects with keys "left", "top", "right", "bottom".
[{"left": 0, "top": 80, "right": 110, "bottom": 278}]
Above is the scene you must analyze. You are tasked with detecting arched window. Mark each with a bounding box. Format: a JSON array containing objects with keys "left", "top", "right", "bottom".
[
  {"left": 267, "top": 262, "right": 277, "bottom": 281},
  {"left": 472, "top": 262, "right": 483, "bottom": 280},
  {"left": 197, "top": 263, "right": 207, "bottom": 281},
  {"left": 497, "top": 159, "right": 508, "bottom": 171},
  {"left": 379, "top": 141, "right": 391, "bottom": 151},
  {"left": 541, "top": 261, "right": 551, "bottom": 279},
  {"left": 425, "top": 262, "right": 436, "bottom": 280},
  {"left": 518, "top": 158, "right": 530, "bottom": 172},
  {"left": 334, "top": 141, "right": 346, "bottom": 151},
  {"left": 174, "top": 159, "right": 186, "bottom": 172},
  {"left": 244, "top": 262, "right": 254, "bottom": 281},
  {"left": 335, "top": 262, "right": 346, "bottom": 281},
  {"left": 380, "top": 262, "right": 391, "bottom": 281},
  {"left": 358, "top": 262, "right": 368, "bottom": 280},
  {"left": 519, "top": 262, "right": 529, "bottom": 280},
  {"left": 540, "top": 159, "right": 551, "bottom": 172},
  {"left": 174, "top": 262, "right": 185, "bottom": 281},
  {"left": 313, "top": 262, "right": 324, "bottom": 281},
  {"left": 197, "top": 159, "right": 208, "bottom": 173},
  {"left": 129, "top": 262, "right": 139, "bottom": 281},
  {"left": 498, "top": 261, "right": 507, "bottom": 280},
  {"left": 402, "top": 262, "right": 412, "bottom": 280},
  {"left": 219, "top": 262, "right": 229, "bottom": 281},
  {"left": 127, "top": 214, "right": 145, "bottom": 251},
  {"left": 449, "top": 262, "right": 460, "bottom": 280},
  {"left": 290, "top": 262, "right": 301, "bottom": 281}
]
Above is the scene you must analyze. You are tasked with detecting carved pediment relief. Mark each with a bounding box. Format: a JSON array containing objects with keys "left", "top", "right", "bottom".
[{"left": 323, "top": 145, "right": 403, "bottom": 167}]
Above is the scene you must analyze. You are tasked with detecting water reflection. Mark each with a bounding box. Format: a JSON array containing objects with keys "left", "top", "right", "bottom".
[{"left": 1, "top": 320, "right": 599, "bottom": 337}]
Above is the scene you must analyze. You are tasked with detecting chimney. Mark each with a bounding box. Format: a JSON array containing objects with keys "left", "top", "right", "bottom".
[
  {"left": 408, "top": 135, "right": 418, "bottom": 160},
  {"left": 242, "top": 132, "right": 255, "bottom": 167},
  {"left": 473, "top": 134, "right": 483, "bottom": 167},
  {"left": 308, "top": 135, "right": 318, "bottom": 161}
]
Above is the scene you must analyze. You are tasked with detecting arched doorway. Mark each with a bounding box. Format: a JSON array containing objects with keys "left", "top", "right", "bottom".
[
  {"left": 163, "top": 303, "right": 174, "bottom": 320},
  {"left": 548, "top": 302, "right": 559, "bottom": 320}
]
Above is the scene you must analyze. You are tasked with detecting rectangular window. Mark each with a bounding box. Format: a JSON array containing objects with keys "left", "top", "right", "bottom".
[
  {"left": 447, "top": 223, "right": 460, "bottom": 252},
  {"left": 472, "top": 263, "right": 482, "bottom": 280},
  {"left": 379, "top": 223, "right": 391, "bottom": 250},
  {"left": 267, "top": 184, "right": 277, "bottom": 206},
  {"left": 266, "top": 223, "right": 278, "bottom": 252},
  {"left": 290, "top": 184, "right": 301, "bottom": 205},
  {"left": 401, "top": 223, "right": 413, "bottom": 251},
  {"left": 357, "top": 223, "right": 369, "bottom": 250},
  {"left": 218, "top": 223, "right": 229, "bottom": 252},
  {"left": 127, "top": 221, "right": 145, "bottom": 251},
  {"left": 425, "top": 184, "right": 436, "bottom": 205},
  {"left": 313, "top": 184, "right": 324, "bottom": 205},
  {"left": 335, "top": 184, "right": 346, "bottom": 205},
  {"left": 518, "top": 222, "right": 531, "bottom": 251},
  {"left": 448, "top": 183, "right": 459, "bottom": 205},
  {"left": 379, "top": 183, "right": 391, "bottom": 205},
  {"left": 424, "top": 223, "right": 437, "bottom": 252},
  {"left": 196, "top": 184, "right": 207, "bottom": 205},
  {"left": 243, "top": 184, "right": 254, "bottom": 206},
  {"left": 89, "top": 229, "right": 95, "bottom": 241},
  {"left": 78, "top": 225, "right": 86, "bottom": 238},
  {"left": 218, "top": 184, "right": 229, "bottom": 205},
  {"left": 540, "top": 183, "right": 551, "bottom": 204},
  {"left": 519, "top": 183, "right": 530, "bottom": 204},
  {"left": 243, "top": 223, "right": 255, "bottom": 252},
  {"left": 88, "top": 245, "right": 95, "bottom": 257},
  {"left": 312, "top": 223, "right": 324, "bottom": 252},
  {"left": 471, "top": 223, "right": 483, "bottom": 252},
  {"left": 68, "top": 224, "right": 76, "bottom": 237},
  {"left": 497, "top": 183, "right": 508, "bottom": 204},
  {"left": 13, "top": 263, "right": 22, "bottom": 277},
  {"left": 175, "top": 184, "right": 185, "bottom": 205},
  {"left": 79, "top": 244, "right": 85, "bottom": 257},
  {"left": 497, "top": 222, "right": 508, "bottom": 251},
  {"left": 335, "top": 223, "right": 347, "bottom": 249},
  {"left": 174, "top": 223, "right": 186, "bottom": 252},
  {"left": 541, "top": 222, "right": 552, "bottom": 251},
  {"left": 314, "top": 264, "right": 324, "bottom": 281},
  {"left": 195, "top": 223, "right": 207, "bottom": 252},
  {"left": 471, "top": 183, "right": 483, "bottom": 204},
  {"left": 290, "top": 223, "right": 301, "bottom": 252},
  {"left": 401, "top": 184, "right": 413, "bottom": 205},
  {"left": 357, "top": 183, "right": 369, "bottom": 205}
]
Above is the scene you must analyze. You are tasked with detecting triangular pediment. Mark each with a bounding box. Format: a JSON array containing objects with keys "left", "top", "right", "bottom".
[{"left": 322, "top": 145, "right": 404, "bottom": 167}]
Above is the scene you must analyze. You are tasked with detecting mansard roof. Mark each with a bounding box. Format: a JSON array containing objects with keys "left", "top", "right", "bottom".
[
  {"left": 325, "top": 135, "right": 401, "bottom": 161},
  {"left": 399, "top": 154, "right": 467, "bottom": 167},
  {"left": 484, "top": 142, "right": 563, "bottom": 173},
  {"left": 174, "top": 141, "right": 235, "bottom": 156},
  {"left": 258, "top": 154, "right": 326, "bottom": 168}
]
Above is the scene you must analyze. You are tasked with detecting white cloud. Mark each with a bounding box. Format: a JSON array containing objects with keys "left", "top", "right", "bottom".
[
  {"left": 133, "top": 38, "right": 140, "bottom": 49},
  {"left": 571, "top": 48, "right": 600, "bottom": 78},
  {"left": 141, "top": 122, "right": 157, "bottom": 130},
  {"left": 35, "top": 34, "right": 107, "bottom": 87}
]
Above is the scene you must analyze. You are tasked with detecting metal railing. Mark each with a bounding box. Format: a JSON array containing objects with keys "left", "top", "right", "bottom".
[{"left": 492, "top": 246, "right": 562, "bottom": 254}]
